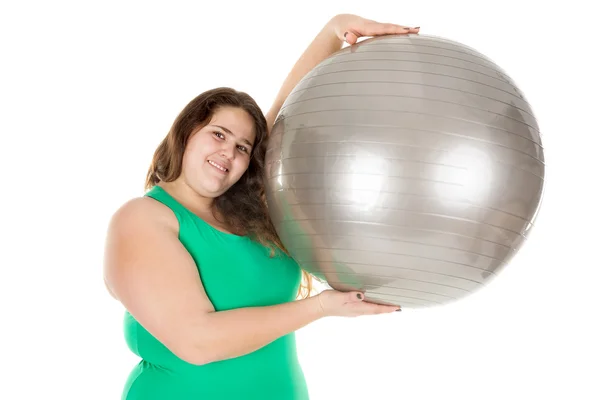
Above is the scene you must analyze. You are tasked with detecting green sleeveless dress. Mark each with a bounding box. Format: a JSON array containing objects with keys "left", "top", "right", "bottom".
[{"left": 121, "top": 185, "right": 309, "bottom": 399}]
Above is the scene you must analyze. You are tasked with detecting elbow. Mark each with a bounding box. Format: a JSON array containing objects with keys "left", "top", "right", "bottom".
[
  {"left": 173, "top": 330, "right": 220, "bottom": 366},
  {"left": 182, "top": 351, "right": 213, "bottom": 367},
  {"left": 169, "top": 315, "right": 224, "bottom": 366},
  {"left": 170, "top": 342, "right": 215, "bottom": 366}
]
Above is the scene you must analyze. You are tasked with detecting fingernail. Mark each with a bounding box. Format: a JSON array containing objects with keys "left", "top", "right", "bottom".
[
  {"left": 344, "top": 32, "right": 348, "bottom": 38},
  {"left": 414, "top": 27, "right": 420, "bottom": 29},
  {"left": 357, "top": 293, "right": 363, "bottom": 299},
  {"left": 395, "top": 308, "right": 402, "bottom": 312},
  {"left": 403, "top": 27, "right": 410, "bottom": 30}
]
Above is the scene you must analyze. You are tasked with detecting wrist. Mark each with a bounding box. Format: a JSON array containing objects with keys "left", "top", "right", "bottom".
[
  {"left": 325, "top": 15, "right": 345, "bottom": 42},
  {"left": 308, "top": 293, "right": 326, "bottom": 319}
]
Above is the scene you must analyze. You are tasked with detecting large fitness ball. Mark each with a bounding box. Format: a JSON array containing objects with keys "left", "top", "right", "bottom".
[{"left": 264, "top": 34, "right": 545, "bottom": 309}]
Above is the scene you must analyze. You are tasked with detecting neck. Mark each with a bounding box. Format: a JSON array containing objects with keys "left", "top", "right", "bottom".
[{"left": 157, "top": 179, "right": 215, "bottom": 215}]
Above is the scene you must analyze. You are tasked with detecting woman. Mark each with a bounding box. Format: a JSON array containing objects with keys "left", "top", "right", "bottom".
[{"left": 103, "top": 14, "right": 419, "bottom": 400}]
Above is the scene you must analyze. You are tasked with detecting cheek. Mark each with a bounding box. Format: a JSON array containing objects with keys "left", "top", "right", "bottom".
[
  {"left": 233, "top": 158, "right": 251, "bottom": 177},
  {"left": 182, "top": 146, "right": 205, "bottom": 174}
]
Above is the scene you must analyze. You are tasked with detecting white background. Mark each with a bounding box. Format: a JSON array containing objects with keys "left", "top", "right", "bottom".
[{"left": 1, "top": 1, "right": 598, "bottom": 399}]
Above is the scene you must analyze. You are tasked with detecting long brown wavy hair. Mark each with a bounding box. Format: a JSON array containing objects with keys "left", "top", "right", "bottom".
[{"left": 144, "top": 87, "right": 313, "bottom": 299}]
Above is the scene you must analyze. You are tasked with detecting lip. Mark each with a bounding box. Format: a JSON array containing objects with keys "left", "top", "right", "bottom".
[{"left": 207, "top": 159, "right": 229, "bottom": 174}]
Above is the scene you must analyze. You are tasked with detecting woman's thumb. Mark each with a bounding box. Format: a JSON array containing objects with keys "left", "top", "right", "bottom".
[
  {"left": 350, "top": 292, "right": 365, "bottom": 302},
  {"left": 344, "top": 31, "right": 359, "bottom": 45}
]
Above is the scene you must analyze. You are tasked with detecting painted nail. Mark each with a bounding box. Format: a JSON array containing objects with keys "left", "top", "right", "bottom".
[
  {"left": 344, "top": 32, "right": 348, "bottom": 38},
  {"left": 395, "top": 308, "right": 402, "bottom": 312},
  {"left": 357, "top": 293, "right": 363, "bottom": 299}
]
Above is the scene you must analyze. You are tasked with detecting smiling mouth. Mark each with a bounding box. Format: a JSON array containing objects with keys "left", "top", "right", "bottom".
[{"left": 208, "top": 160, "right": 229, "bottom": 173}]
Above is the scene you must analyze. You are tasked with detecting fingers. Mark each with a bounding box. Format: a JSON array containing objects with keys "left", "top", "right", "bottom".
[
  {"left": 378, "top": 22, "right": 411, "bottom": 35},
  {"left": 344, "top": 30, "right": 360, "bottom": 45},
  {"left": 348, "top": 291, "right": 365, "bottom": 302},
  {"left": 359, "top": 304, "right": 400, "bottom": 315},
  {"left": 345, "top": 22, "right": 420, "bottom": 44},
  {"left": 373, "top": 23, "right": 420, "bottom": 36},
  {"left": 351, "top": 298, "right": 401, "bottom": 315},
  {"left": 371, "top": 303, "right": 401, "bottom": 314},
  {"left": 336, "top": 291, "right": 401, "bottom": 316}
]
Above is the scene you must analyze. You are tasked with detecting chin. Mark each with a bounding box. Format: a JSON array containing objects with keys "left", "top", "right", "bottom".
[{"left": 203, "top": 183, "right": 232, "bottom": 198}]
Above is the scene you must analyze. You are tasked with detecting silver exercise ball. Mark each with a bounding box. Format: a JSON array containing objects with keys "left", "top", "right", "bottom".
[{"left": 264, "top": 34, "right": 545, "bottom": 309}]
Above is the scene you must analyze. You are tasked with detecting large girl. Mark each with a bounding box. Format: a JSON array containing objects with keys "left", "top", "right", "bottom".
[{"left": 104, "top": 14, "right": 419, "bottom": 399}]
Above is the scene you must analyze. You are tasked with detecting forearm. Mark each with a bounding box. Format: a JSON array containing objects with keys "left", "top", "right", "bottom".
[
  {"left": 191, "top": 296, "right": 323, "bottom": 364},
  {"left": 266, "top": 17, "right": 343, "bottom": 128}
]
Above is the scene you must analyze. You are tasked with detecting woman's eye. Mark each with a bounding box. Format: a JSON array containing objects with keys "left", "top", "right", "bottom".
[{"left": 213, "top": 131, "right": 248, "bottom": 153}]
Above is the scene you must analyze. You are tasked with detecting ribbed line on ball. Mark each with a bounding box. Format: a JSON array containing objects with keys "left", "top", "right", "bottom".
[
  {"left": 288, "top": 243, "right": 501, "bottom": 272},
  {"left": 267, "top": 125, "right": 544, "bottom": 165},
  {"left": 269, "top": 188, "right": 533, "bottom": 223},
  {"left": 277, "top": 109, "right": 540, "bottom": 146},
  {"left": 297, "top": 69, "right": 526, "bottom": 107},
  {"left": 274, "top": 220, "right": 514, "bottom": 259},
  {"left": 272, "top": 201, "right": 528, "bottom": 237},
  {"left": 333, "top": 36, "right": 516, "bottom": 80},
  {"left": 276, "top": 219, "right": 518, "bottom": 250},
  {"left": 285, "top": 80, "right": 535, "bottom": 121},
  {"left": 351, "top": 38, "right": 502, "bottom": 67},
  {"left": 325, "top": 271, "right": 480, "bottom": 291},
  {"left": 312, "top": 61, "right": 518, "bottom": 95},
  {"left": 315, "top": 52, "right": 514, "bottom": 83},
  {"left": 267, "top": 175, "right": 540, "bottom": 225},
  {"left": 266, "top": 151, "right": 544, "bottom": 180},
  {"left": 280, "top": 94, "right": 538, "bottom": 133},
  {"left": 281, "top": 232, "right": 506, "bottom": 262}
]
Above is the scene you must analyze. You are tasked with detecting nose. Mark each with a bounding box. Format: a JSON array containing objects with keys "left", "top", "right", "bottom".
[{"left": 220, "top": 141, "right": 236, "bottom": 160}]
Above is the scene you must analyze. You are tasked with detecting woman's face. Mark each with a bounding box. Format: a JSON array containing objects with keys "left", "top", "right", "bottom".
[{"left": 182, "top": 106, "right": 256, "bottom": 198}]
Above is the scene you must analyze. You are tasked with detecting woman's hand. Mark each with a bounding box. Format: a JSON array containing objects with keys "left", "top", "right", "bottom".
[
  {"left": 329, "top": 13, "right": 420, "bottom": 45},
  {"left": 315, "top": 289, "right": 401, "bottom": 317}
]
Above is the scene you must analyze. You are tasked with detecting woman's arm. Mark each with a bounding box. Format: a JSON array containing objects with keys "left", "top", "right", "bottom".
[
  {"left": 104, "top": 197, "right": 397, "bottom": 367},
  {"left": 104, "top": 197, "right": 323, "bottom": 366},
  {"left": 265, "top": 14, "right": 419, "bottom": 132}
]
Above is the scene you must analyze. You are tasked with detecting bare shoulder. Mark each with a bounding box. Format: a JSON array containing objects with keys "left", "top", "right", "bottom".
[
  {"left": 108, "top": 195, "right": 178, "bottom": 234},
  {"left": 102, "top": 195, "right": 177, "bottom": 300}
]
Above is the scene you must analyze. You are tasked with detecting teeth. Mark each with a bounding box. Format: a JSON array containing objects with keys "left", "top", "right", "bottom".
[{"left": 209, "top": 160, "right": 227, "bottom": 172}]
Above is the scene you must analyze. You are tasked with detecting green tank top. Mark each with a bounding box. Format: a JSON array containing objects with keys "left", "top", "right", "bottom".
[{"left": 121, "top": 185, "right": 309, "bottom": 399}]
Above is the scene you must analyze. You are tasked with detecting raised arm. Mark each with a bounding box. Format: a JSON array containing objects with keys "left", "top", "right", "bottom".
[{"left": 264, "top": 14, "right": 419, "bottom": 132}]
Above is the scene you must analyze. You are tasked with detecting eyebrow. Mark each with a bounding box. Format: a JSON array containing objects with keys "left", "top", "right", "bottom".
[{"left": 212, "top": 124, "right": 254, "bottom": 148}]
